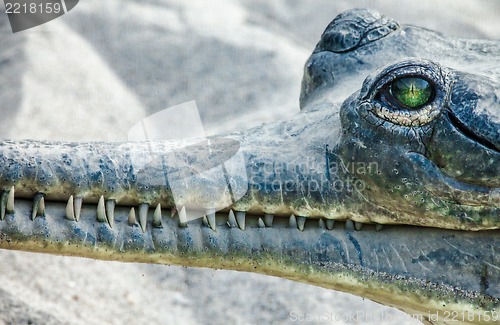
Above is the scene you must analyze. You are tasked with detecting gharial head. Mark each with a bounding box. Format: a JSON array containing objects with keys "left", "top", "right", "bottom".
[
  {"left": 298, "top": 9, "right": 499, "bottom": 230},
  {"left": 0, "top": 9, "right": 496, "bottom": 234},
  {"left": 0, "top": 9, "right": 499, "bottom": 323}
]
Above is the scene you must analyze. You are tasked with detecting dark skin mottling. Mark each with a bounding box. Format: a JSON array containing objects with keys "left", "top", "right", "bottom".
[{"left": 0, "top": 9, "right": 498, "bottom": 325}]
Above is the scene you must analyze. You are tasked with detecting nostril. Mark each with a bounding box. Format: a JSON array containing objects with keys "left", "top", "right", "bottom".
[{"left": 317, "top": 9, "right": 399, "bottom": 53}]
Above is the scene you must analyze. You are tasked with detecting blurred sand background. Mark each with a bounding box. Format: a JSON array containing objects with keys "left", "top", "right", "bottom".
[{"left": 0, "top": 0, "right": 498, "bottom": 324}]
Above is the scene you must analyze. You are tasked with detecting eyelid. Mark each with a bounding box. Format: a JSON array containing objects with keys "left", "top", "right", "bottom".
[
  {"left": 359, "top": 59, "right": 446, "bottom": 101},
  {"left": 372, "top": 99, "right": 441, "bottom": 126}
]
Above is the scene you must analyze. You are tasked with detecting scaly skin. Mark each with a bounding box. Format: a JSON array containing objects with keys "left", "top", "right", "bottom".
[{"left": 0, "top": 9, "right": 498, "bottom": 325}]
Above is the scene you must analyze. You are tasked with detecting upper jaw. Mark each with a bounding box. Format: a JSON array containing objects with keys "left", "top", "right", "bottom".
[{"left": 404, "top": 152, "right": 500, "bottom": 230}]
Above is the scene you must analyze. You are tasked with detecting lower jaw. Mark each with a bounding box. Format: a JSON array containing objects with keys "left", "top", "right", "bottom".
[{"left": 0, "top": 198, "right": 498, "bottom": 323}]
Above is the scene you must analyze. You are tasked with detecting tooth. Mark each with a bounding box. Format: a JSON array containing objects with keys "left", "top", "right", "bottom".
[
  {"left": 31, "top": 200, "right": 38, "bottom": 221},
  {"left": 153, "top": 204, "right": 163, "bottom": 228},
  {"left": 297, "top": 216, "right": 306, "bottom": 231},
  {"left": 326, "top": 219, "right": 335, "bottom": 230},
  {"left": 96, "top": 196, "right": 107, "bottom": 223},
  {"left": 74, "top": 196, "right": 82, "bottom": 221},
  {"left": 318, "top": 219, "right": 326, "bottom": 229},
  {"left": 138, "top": 203, "right": 149, "bottom": 232},
  {"left": 0, "top": 190, "right": 8, "bottom": 220},
  {"left": 345, "top": 219, "right": 355, "bottom": 230},
  {"left": 105, "top": 199, "right": 116, "bottom": 228},
  {"left": 354, "top": 221, "right": 363, "bottom": 231},
  {"left": 264, "top": 214, "right": 274, "bottom": 227},
  {"left": 375, "top": 224, "right": 384, "bottom": 231},
  {"left": 32, "top": 193, "right": 45, "bottom": 220},
  {"left": 170, "top": 207, "right": 177, "bottom": 218},
  {"left": 128, "top": 207, "right": 137, "bottom": 225},
  {"left": 227, "top": 210, "right": 237, "bottom": 228},
  {"left": 289, "top": 214, "right": 297, "bottom": 229},
  {"left": 65, "top": 195, "right": 76, "bottom": 221},
  {"left": 6, "top": 186, "right": 14, "bottom": 214},
  {"left": 235, "top": 211, "right": 246, "bottom": 230},
  {"left": 206, "top": 208, "right": 216, "bottom": 231},
  {"left": 257, "top": 218, "right": 265, "bottom": 228},
  {"left": 38, "top": 197, "right": 45, "bottom": 215},
  {"left": 178, "top": 206, "right": 188, "bottom": 228},
  {"left": 202, "top": 215, "right": 209, "bottom": 227}
]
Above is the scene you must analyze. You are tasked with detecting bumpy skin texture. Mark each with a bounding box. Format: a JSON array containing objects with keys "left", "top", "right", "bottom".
[
  {"left": 299, "top": 9, "right": 499, "bottom": 230},
  {"left": 0, "top": 9, "right": 498, "bottom": 325}
]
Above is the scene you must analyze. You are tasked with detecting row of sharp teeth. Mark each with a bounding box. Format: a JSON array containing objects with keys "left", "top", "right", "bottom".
[{"left": 0, "top": 186, "right": 383, "bottom": 233}]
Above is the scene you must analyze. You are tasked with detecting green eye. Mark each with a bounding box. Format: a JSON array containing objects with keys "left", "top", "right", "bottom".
[{"left": 390, "top": 77, "right": 433, "bottom": 108}]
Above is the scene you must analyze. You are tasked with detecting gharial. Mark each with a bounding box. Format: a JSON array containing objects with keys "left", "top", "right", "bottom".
[{"left": 0, "top": 9, "right": 498, "bottom": 325}]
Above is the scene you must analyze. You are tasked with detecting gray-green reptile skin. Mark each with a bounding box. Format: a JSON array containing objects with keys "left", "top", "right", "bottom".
[{"left": 0, "top": 9, "right": 498, "bottom": 325}]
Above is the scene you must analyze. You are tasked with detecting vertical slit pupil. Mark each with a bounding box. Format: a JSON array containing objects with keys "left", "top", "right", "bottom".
[{"left": 390, "top": 77, "right": 433, "bottom": 109}]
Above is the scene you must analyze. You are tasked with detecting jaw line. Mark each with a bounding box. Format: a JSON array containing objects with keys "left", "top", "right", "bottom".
[
  {"left": 1, "top": 197, "right": 498, "bottom": 320},
  {"left": 407, "top": 152, "right": 500, "bottom": 208},
  {"left": 447, "top": 110, "right": 500, "bottom": 154}
]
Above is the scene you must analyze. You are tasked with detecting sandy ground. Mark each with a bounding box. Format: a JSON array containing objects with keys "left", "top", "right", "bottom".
[{"left": 0, "top": 0, "right": 498, "bottom": 324}]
